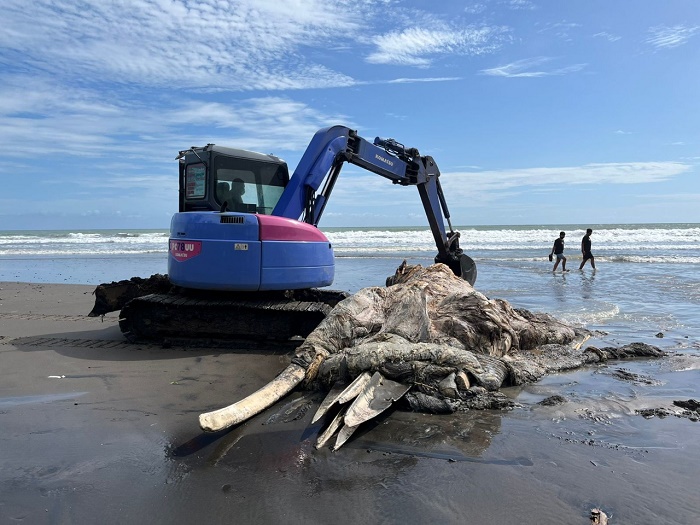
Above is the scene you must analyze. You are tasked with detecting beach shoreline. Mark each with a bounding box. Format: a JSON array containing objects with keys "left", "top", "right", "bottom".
[{"left": 2, "top": 281, "right": 699, "bottom": 523}]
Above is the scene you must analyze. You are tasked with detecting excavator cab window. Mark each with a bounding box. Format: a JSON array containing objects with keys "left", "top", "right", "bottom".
[
  {"left": 213, "top": 156, "right": 288, "bottom": 214},
  {"left": 181, "top": 147, "right": 289, "bottom": 213},
  {"left": 185, "top": 163, "right": 206, "bottom": 199}
]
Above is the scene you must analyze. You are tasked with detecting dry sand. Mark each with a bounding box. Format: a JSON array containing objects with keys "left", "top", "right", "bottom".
[{"left": 1, "top": 282, "right": 698, "bottom": 524}]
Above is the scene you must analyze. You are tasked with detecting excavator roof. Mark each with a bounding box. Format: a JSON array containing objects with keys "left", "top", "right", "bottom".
[{"left": 199, "top": 144, "right": 285, "bottom": 164}]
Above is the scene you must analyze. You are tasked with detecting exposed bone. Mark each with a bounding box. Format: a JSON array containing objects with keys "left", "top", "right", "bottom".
[
  {"left": 438, "top": 372, "right": 458, "bottom": 398},
  {"left": 332, "top": 374, "right": 384, "bottom": 450},
  {"left": 311, "top": 355, "right": 350, "bottom": 426},
  {"left": 332, "top": 422, "right": 360, "bottom": 451},
  {"left": 312, "top": 368, "right": 373, "bottom": 424},
  {"left": 315, "top": 407, "right": 347, "bottom": 449},
  {"left": 336, "top": 371, "right": 373, "bottom": 404},
  {"left": 455, "top": 370, "right": 470, "bottom": 390},
  {"left": 327, "top": 372, "right": 410, "bottom": 450},
  {"left": 199, "top": 363, "right": 305, "bottom": 432},
  {"left": 343, "top": 372, "right": 410, "bottom": 428},
  {"left": 574, "top": 334, "right": 591, "bottom": 350},
  {"left": 312, "top": 379, "right": 349, "bottom": 424}
]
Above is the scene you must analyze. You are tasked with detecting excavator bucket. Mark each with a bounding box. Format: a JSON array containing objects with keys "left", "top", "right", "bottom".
[{"left": 459, "top": 254, "right": 477, "bottom": 286}]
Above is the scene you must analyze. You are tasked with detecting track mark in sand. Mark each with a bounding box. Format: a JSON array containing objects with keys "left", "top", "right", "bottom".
[
  {"left": 0, "top": 335, "right": 145, "bottom": 350},
  {"left": 0, "top": 312, "right": 118, "bottom": 323},
  {"left": 1, "top": 333, "right": 226, "bottom": 351}
]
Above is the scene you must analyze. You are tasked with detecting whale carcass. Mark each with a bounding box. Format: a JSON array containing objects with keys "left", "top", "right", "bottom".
[{"left": 199, "top": 262, "right": 664, "bottom": 449}]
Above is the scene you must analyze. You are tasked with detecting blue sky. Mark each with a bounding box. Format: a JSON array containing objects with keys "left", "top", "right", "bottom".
[{"left": 1, "top": 0, "right": 698, "bottom": 230}]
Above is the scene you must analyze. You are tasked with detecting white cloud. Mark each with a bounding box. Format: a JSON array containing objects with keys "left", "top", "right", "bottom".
[
  {"left": 0, "top": 76, "right": 349, "bottom": 161},
  {"left": 536, "top": 21, "right": 582, "bottom": 40},
  {"left": 1, "top": 0, "right": 363, "bottom": 91},
  {"left": 646, "top": 25, "right": 700, "bottom": 49},
  {"left": 1, "top": 1, "right": 698, "bottom": 230},
  {"left": 480, "top": 57, "right": 586, "bottom": 77},
  {"left": 387, "top": 77, "right": 462, "bottom": 84},
  {"left": 366, "top": 26, "right": 509, "bottom": 66},
  {"left": 593, "top": 31, "right": 622, "bottom": 42},
  {"left": 441, "top": 162, "right": 692, "bottom": 198},
  {"left": 0, "top": 0, "right": 513, "bottom": 90},
  {"left": 326, "top": 161, "right": 692, "bottom": 207},
  {"left": 464, "top": 3, "right": 488, "bottom": 14},
  {"left": 641, "top": 192, "right": 700, "bottom": 203},
  {"left": 506, "top": 0, "right": 536, "bottom": 10}
]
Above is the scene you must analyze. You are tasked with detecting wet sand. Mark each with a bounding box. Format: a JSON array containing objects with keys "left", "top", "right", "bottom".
[{"left": 1, "top": 282, "right": 699, "bottom": 524}]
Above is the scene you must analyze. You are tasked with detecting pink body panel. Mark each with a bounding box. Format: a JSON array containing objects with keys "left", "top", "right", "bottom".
[{"left": 258, "top": 215, "right": 329, "bottom": 242}]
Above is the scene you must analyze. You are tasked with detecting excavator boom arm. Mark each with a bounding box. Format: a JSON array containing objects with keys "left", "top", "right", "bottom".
[{"left": 272, "top": 126, "right": 464, "bottom": 268}]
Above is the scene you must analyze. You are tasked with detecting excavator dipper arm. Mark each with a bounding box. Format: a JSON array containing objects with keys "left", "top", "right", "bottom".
[{"left": 273, "top": 126, "right": 476, "bottom": 284}]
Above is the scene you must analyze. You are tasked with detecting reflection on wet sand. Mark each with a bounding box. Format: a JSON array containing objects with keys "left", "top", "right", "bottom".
[
  {"left": 189, "top": 388, "right": 509, "bottom": 466},
  {"left": 344, "top": 409, "right": 527, "bottom": 464}
]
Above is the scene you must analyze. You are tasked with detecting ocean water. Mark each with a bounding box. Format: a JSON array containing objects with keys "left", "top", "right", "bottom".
[{"left": 1, "top": 223, "right": 699, "bottom": 347}]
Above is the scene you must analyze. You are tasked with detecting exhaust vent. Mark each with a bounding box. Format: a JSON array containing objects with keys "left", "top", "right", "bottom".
[{"left": 220, "top": 215, "right": 245, "bottom": 224}]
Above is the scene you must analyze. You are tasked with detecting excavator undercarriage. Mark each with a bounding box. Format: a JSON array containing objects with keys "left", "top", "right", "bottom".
[
  {"left": 90, "top": 276, "right": 348, "bottom": 344},
  {"left": 118, "top": 288, "right": 349, "bottom": 344}
]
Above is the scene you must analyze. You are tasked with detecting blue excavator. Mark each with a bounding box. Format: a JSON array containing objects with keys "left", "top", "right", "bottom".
[{"left": 118, "top": 125, "right": 476, "bottom": 342}]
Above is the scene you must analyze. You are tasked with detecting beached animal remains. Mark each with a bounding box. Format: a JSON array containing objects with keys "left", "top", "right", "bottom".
[{"left": 199, "top": 262, "right": 664, "bottom": 449}]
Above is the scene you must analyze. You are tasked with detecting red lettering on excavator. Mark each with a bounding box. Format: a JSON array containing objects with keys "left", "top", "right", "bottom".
[{"left": 170, "top": 240, "right": 202, "bottom": 261}]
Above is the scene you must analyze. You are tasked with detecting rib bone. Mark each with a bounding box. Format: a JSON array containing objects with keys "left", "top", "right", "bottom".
[
  {"left": 199, "top": 363, "right": 306, "bottom": 432},
  {"left": 331, "top": 372, "right": 410, "bottom": 450},
  {"left": 312, "top": 379, "right": 349, "bottom": 424},
  {"left": 315, "top": 407, "right": 347, "bottom": 449},
  {"left": 312, "top": 370, "right": 373, "bottom": 424},
  {"left": 343, "top": 372, "right": 409, "bottom": 428}
]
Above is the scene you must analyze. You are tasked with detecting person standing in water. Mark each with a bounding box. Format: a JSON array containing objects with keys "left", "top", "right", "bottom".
[
  {"left": 579, "top": 228, "right": 596, "bottom": 269},
  {"left": 550, "top": 231, "right": 569, "bottom": 272}
]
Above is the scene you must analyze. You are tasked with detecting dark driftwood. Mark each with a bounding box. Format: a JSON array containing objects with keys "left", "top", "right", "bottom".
[{"left": 89, "top": 274, "right": 171, "bottom": 316}]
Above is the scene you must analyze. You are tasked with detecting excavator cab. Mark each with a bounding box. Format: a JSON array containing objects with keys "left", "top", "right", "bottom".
[
  {"left": 170, "top": 145, "right": 334, "bottom": 291},
  {"left": 178, "top": 145, "right": 289, "bottom": 214}
]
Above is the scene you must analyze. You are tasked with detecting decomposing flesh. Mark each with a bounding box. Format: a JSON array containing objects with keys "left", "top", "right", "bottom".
[{"left": 200, "top": 262, "right": 664, "bottom": 449}]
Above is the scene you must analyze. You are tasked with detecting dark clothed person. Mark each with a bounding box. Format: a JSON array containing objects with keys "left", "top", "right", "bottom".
[
  {"left": 549, "top": 231, "right": 569, "bottom": 272},
  {"left": 579, "top": 228, "right": 596, "bottom": 269}
]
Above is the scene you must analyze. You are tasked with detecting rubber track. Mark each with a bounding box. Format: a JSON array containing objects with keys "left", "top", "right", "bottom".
[{"left": 118, "top": 290, "right": 349, "bottom": 343}]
